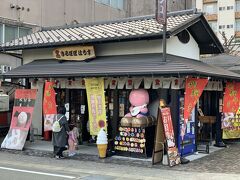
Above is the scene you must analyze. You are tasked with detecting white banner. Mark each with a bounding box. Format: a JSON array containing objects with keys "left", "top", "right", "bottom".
[
  {"left": 109, "top": 78, "right": 118, "bottom": 89},
  {"left": 126, "top": 78, "right": 134, "bottom": 89},
  {"left": 218, "top": 81, "right": 223, "bottom": 91},
  {"left": 144, "top": 77, "right": 153, "bottom": 89},
  {"left": 133, "top": 77, "right": 142, "bottom": 89},
  {"left": 171, "top": 78, "right": 185, "bottom": 89},
  {"left": 162, "top": 78, "right": 171, "bottom": 89},
  {"left": 104, "top": 78, "right": 111, "bottom": 89},
  {"left": 152, "top": 77, "right": 162, "bottom": 89},
  {"left": 117, "top": 77, "right": 127, "bottom": 89}
]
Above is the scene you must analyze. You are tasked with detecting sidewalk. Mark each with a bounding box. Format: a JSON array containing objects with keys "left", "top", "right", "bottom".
[{"left": 1, "top": 138, "right": 239, "bottom": 174}]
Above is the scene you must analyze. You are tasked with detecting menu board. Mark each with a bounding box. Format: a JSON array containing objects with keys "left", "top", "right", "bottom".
[
  {"left": 114, "top": 126, "right": 146, "bottom": 154},
  {"left": 160, "top": 107, "right": 181, "bottom": 167}
]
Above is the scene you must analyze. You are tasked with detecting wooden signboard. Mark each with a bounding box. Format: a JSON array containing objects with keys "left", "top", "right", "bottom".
[
  {"left": 160, "top": 107, "right": 181, "bottom": 167},
  {"left": 53, "top": 45, "right": 95, "bottom": 61}
]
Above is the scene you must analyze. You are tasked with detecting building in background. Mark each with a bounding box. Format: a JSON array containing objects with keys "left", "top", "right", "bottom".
[
  {"left": 128, "top": 0, "right": 195, "bottom": 17},
  {"left": 196, "top": 0, "right": 240, "bottom": 43}
]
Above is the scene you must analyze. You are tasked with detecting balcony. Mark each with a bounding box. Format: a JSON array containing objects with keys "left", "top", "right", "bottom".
[
  {"left": 203, "top": 0, "right": 217, "bottom": 4},
  {"left": 205, "top": 14, "right": 218, "bottom": 21},
  {"left": 235, "top": 31, "right": 240, "bottom": 38},
  {"left": 236, "top": 12, "right": 240, "bottom": 19}
]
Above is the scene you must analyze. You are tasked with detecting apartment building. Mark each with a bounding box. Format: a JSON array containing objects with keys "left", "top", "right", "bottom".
[
  {"left": 129, "top": 0, "right": 195, "bottom": 17},
  {"left": 196, "top": 0, "right": 240, "bottom": 43}
]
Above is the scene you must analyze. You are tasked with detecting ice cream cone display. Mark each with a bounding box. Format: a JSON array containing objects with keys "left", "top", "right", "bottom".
[
  {"left": 96, "top": 128, "right": 108, "bottom": 158},
  {"left": 97, "top": 144, "right": 108, "bottom": 158}
]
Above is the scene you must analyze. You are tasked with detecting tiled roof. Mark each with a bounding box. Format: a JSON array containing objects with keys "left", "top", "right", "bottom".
[{"left": 1, "top": 10, "right": 201, "bottom": 51}]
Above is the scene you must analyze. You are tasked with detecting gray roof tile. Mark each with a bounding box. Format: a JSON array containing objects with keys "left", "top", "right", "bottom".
[
  {"left": 0, "top": 10, "right": 197, "bottom": 50},
  {"left": 4, "top": 54, "right": 240, "bottom": 79}
]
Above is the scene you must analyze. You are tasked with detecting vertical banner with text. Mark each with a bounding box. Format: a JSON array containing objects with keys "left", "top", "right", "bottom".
[
  {"left": 43, "top": 81, "right": 57, "bottom": 131},
  {"left": 85, "top": 78, "right": 107, "bottom": 135},
  {"left": 182, "top": 78, "right": 208, "bottom": 138},
  {"left": 160, "top": 107, "right": 181, "bottom": 167},
  {"left": 1, "top": 89, "right": 37, "bottom": 150},
  {"left": 222, "top": 82, "right": 240, "bottom": 139},
  {"left": 155, "top": 0, "right": 167, "bottom": 25}
]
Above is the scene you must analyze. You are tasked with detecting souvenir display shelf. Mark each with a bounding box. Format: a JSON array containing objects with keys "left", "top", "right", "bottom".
[{"left": 114, "top": 125, "right": 155, "bottom": 158}]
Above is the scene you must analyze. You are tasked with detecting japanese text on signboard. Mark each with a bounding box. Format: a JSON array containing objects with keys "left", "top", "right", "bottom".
[{"left": 53, "top": 46, "right": 95, "bottom": 61}]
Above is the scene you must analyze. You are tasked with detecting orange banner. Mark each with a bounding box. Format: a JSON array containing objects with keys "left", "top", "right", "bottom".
[
  {"left": 43, "top": 81, "right": 57, "bottom": 131},
  {"left": 184, "top": 78, "right": 208, "bottom": 124},
  {"left": 43, "top": 81, "right": 57, "bottom": 115},
  {"left": 223, "top": 82, "right": 240, "bottom": 113}
]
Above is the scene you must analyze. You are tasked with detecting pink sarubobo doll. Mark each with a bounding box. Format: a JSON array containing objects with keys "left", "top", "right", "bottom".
[{"left": 124, "top": 89, "right": 149, "bottom": 118}]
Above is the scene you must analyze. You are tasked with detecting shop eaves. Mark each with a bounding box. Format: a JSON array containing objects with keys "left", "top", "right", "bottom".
[
  {"left": 0, "top": 9, "right": 223, "bottom": 55},
  {"left": 3, "top": 54, "right": 240, "bottom": 80}
]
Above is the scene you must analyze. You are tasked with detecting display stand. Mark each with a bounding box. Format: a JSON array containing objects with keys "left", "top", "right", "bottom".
[{"left": 114, "top": 125, "right": 155, "bottom": 158}]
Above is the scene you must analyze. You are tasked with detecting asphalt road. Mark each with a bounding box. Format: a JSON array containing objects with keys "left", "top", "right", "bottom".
[{"left": 0, "top": 150, "right": 240, "bottom": 180}]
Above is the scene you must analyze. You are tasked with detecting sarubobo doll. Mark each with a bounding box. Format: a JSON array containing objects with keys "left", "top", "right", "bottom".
[{"left": 124, "top": 89, "right": 149, "bottom": 118}]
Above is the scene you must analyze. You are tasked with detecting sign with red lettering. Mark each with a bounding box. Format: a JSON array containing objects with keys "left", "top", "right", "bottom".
[
  {"left": 156, "top": 0, "right": 167, "bottom": 25},
  {"left": 1, "top": 89, "right": 37, "bottom": 150},
  {"left": 184, "top": 78, "right": 208, "bottom": 124},
  {"left": 160, "top": 107, "right": 180, "bottom": 167},
  {"left": 182, "top": 78, "right": 208, "bottom": 139},
  {"left": 223, "top": 82, "right": 240, "bottom": 113}
]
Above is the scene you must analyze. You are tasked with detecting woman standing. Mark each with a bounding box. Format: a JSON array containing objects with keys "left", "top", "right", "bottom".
[{"left": 52, "top": 106, "right": 69, "bottom": 159}]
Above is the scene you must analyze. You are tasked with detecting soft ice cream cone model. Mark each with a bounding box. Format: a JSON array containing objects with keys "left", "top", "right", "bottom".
[{"left": 96, "top": 128, "right": 108, "bottom": 158}]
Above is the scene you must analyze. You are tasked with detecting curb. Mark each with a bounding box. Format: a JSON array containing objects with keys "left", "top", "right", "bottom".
[{"left": 0, "top": 147, "right": 155, "bottom": 168}]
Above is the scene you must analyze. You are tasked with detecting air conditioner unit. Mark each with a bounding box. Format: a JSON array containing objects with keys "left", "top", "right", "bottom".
[{"left": 1, "top": 65, "right": 7, "bottom": 74}]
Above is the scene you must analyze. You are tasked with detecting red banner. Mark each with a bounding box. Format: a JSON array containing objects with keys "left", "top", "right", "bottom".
[
  {"left": 43, "top": 81, "right": 57, "bottom": 131},
  {"left": 160, "top": 107, "right": 180, "bottom": 167},
  {"left": 184, "top": 78, "right": 208, "bottom": 124},
  {"left": 223, "top": 82, "right": 240, "bottom": 113},
  {"left": 43, "top": 81, "right": 57, "bottom": 115},
  {"left": 1, "top": 89, "right": 37, "bottom": 150}
]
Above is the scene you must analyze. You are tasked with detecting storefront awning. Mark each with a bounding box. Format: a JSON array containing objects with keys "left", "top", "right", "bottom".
[{"left": 3, "top": 54, "right": 240, "bottom": 79}]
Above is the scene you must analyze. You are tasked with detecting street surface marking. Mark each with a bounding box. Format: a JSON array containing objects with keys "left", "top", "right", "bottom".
[{"left": 0, "top": 166, "right": 76, "bottom": 179}]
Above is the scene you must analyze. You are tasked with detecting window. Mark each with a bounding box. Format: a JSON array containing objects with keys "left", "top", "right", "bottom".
[
  {"left": 95, "top": 0, "right": 124, "bottom": 10},
  {"left": 219, "top": 7, "right": 225, "bottom": 11},
  {"left": 236, "top": 19, "right": 240, "bottom": 31},
  {"left": 236, "top": 0, "right": 240, "bottom": 12},
  {"left": 219, "top": 25, "right": 226, "bottom": 29},
  {"left": 0, "top": 24, "right": 3, "bottom": 43},
  {"left": 227, "top": 6, "right": 233, "bottom": 10},
  {"left": 227, "top": 24, "right": 233, "bottom": 29},
  {"left": 209, "top": 21, "right": 217, "bottom": 32},
  {"left": 203, "top": 4, "right": 217, "bottom": 15},
  {"left": 0, "top": 24, "right": 32, "bottom": 43},
  {"left": 19, "top": 27, "right": 31, "bottom": 38},
  {"left": 5, "top": 25, "right": 18, "bottom": 43}
]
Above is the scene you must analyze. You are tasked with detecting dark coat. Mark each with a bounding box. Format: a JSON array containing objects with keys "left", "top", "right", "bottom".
[{"left": 52, "top": 114, "right": 70, "bottom": 147}]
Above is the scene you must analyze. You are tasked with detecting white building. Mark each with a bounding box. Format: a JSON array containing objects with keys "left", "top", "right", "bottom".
[{"left": 196, "top": 0, "right": 240, "bottom": 43}]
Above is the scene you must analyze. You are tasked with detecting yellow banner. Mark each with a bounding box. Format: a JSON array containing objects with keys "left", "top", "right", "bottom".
[
  {"left": 53, "top": 46, "right": 95, "bottom": 61},
  {"left": 222, "top": 111, "right": 240, "bottom": 139},
  {"left": 85, "top": 78, "right": 107, "bottom": 135}
]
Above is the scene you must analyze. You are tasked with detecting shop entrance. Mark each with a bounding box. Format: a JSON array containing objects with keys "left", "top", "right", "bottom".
[{"left": 55, "top": 89, "right": 90, "bottom": 145}]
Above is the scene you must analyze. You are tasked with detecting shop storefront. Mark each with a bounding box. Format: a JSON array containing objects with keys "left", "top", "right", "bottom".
[{"left": 1, "top": 10, "right": 240, "bottom": 165}]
